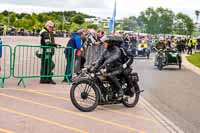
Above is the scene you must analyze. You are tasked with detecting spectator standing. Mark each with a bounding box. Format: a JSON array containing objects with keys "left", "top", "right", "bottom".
[
  {"left": 63, "top": 29, "right": 85, "bottom": 82},
  {"left": 38, "top": 20, "right": 59, "bottom": 84}
]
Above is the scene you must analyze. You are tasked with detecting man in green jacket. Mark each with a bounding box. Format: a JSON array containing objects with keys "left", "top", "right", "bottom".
[{"left": 38, "top": 21, "right": 59, "bottom": 84}]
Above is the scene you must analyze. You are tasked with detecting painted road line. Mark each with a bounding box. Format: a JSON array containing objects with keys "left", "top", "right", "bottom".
[
  {"left": 0, "top": 128, "right": 15, "bottom": 133},
  {"left": 1, "top": 88, "right": 157, "bottom": 123},
  {"left": 0, "top": 106, "right": 88, "bottom": 133},
  {"left": 0, "top": 93, "right": 146, "bottom": 133},
  {"left": 140, "top": 97, "right": 184, "bottom": 133},
  {"left": 3, "top": 88, "right": 66, "bottom": 94},
  {"left": 31, "top": 90, "right": 157, "bottom": 123}
]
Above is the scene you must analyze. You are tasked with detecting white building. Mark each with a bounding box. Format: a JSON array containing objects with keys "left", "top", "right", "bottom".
[{"left": 85, "top": 17, "right": 110, "bottom": 29}]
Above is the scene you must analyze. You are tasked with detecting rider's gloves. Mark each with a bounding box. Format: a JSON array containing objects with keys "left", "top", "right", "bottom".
[
  {"left": 90, "top": 67, "right": 97, "bottom": 73},
  {"left": 122, "top": 63, "right": 127, "bottom": 69},
  {"left": 100, "top": 68, "right": 107, "bottom": 74}
]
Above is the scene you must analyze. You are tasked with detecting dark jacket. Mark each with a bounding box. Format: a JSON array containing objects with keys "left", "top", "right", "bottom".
[
  {"left": 40, "top": 27, "right": 56, "bottom": 47},
  {"left": 40, "top": 27, "right": 56, "bottom": 57},
  {"left": 156, "top": 42, "right": 166, "bottom": 50},
  {"left": 94, "top": 46, "right": 121, "bottom": 71}
]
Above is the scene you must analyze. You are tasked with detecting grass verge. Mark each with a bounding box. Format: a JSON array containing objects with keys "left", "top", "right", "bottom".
[{"left": 186, "top": 53, "right": 200, "bottom": 68}]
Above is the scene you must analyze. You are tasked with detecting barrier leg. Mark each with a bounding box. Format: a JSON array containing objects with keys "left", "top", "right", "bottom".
[
  {"left": 1, "top": 78, "right": 5, "bottom": 88},
  {"left": 17, "top": 78, "right": 26, "bottom": 88}
]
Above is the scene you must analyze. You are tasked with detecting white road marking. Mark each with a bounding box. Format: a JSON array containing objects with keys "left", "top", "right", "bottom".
[{"left": 141, "top": 97, "right": 184, "bottom": 133}]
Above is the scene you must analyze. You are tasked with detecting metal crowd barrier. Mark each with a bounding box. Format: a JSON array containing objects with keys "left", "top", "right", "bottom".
[
  {"left": 85, "top": 45, "right": 104, "bottom": 66},
  {"left": 0, "top": 45, "right": 12, "bottom": 88},
  {"left": 12, "top": 45, "right": 74, "bottom": 87},
  {"left": 0, "top": 43, "right": 104, "bottom": 88}
]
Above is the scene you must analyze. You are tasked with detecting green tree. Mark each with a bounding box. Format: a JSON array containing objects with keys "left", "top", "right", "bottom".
[
  {"left": 9, "top": 13, "right": 16, "bottom": 25},
  {"left": 82, "top": 22, "right": 98, "bottom": 29},
  {"left": 16, "top": 13, "right": 29, "bottom": 19},
  {"left": 69, "top": 23, "right": 81, "bottom": 32},
  {"left": 37, "top": 13, "right": 48, "bottom": 23},
  {"left": 2, "top": 10, "right": 9, "bottom": 16},
  {"left": 174, "top": 13, "right": 194, "bottom": 35},
  {"left": 71, "top": 14, "right": 85, "bottom": 25},
  {"left": 0, "top": 14, "right": 5, "bottom": 24},
  {"left": 122, "top": 16, "right": 140, "bottom": 31},
  {"left": 138, "top": 7, "right": 174, "bottom": 34}
]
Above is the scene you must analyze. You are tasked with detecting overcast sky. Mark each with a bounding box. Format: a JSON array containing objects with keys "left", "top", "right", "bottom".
[{"left": 0, "top": 0, "right": 199, "bottom": 20}]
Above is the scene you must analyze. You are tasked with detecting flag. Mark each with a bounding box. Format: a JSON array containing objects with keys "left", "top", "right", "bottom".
[{"left": 109, "top": 0, "right": 116, "bottom": 34}]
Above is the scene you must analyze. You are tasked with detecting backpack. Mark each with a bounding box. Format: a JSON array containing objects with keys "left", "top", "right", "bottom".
[{"left": 119, "top": 47, "right": 129, "bottom": 64}]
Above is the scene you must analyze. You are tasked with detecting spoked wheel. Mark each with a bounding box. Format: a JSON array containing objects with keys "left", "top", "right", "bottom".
[
  {"left": 70, "top": 79, "right": 100, "bottom": 112},
  {"left": 122, "top": 83, "right": 140, "bottom": 108}
]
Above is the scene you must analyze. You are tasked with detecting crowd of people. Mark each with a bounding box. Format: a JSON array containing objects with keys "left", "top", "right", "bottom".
[
  {"left": 1, "top": 20, "right": 200, "bottom": 85},
  {"left": 38, "top": 20, "right": 200, "bottom": 84},
  {"left": 0, "top": 24, "right": 69, "bottom": 37}
]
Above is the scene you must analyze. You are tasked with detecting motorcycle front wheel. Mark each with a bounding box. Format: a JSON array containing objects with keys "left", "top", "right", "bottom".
[{"left": 70, "top": 79, "right": 100, "bottom": 112}]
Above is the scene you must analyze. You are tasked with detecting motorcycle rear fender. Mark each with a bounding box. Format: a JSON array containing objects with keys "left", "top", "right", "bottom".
[{"left": 130, "top": 72, "right": 139, "bottom": 82}]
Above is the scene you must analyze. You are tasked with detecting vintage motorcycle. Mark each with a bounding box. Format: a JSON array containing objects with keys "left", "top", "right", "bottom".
[
  {"left": 70, "top": 67, "right": 143, "bottom": 112},
  {"left": 132, "top": 43, "right": 150, "bottom": 59},
  {"left": 155, "top": 48, "right": 182, "bottom": 70}
]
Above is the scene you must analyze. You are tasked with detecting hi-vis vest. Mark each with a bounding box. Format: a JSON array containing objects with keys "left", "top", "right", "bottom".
[{"left": 188, "top": 38, "right": 196, "bottom": 47}]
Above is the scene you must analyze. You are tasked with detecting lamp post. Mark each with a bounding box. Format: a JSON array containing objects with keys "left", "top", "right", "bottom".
[
  {"left": 195, "top": 10, "right": 200, "bottom": 53},
  {"left": 195, "top": 10, "right": 200, "bottom": 34},
  {"left": 195, "top": 10, "right": 200, "bottom": 23},
  {"left": 7, "top": 11, "right": 10, "bottom": 27}
]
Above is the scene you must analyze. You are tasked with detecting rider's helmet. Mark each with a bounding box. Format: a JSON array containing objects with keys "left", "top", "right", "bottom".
[
  {"left": 159, "top": 37, "right": 164, "bottom": 42},
  {"left": 101, "top": 35, "right": 123, "bottom": 48}
]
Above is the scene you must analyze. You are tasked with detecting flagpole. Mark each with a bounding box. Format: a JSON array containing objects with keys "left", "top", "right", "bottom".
[{"left": 113, "top": 0, "right": 116, "bottom": 34}]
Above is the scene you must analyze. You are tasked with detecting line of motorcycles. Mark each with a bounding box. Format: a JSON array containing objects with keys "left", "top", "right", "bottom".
[{"left": 128, "top": 44, "right": 182, "bottom": 71}]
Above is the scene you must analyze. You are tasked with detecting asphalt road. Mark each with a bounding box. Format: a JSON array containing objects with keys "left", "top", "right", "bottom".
[
  {"left": 134, "top": 56, "right": 200, "bottom": 133},
  {"left": 1, "top": 36, "right": 199, "bottom": 133},
  {"left": 0, "top": 36, "right": 171, "bottom": 133},
  {"left": 0, "top": 78, "right": 170, "bottom": 133}
]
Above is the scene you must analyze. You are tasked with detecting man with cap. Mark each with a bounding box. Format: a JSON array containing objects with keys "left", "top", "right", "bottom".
[
  {"left": 154, "top": 37, "right": 166, "bottom": 66},
  {"left": 39, "top": 20, "right": 59, "bottom": 84}
]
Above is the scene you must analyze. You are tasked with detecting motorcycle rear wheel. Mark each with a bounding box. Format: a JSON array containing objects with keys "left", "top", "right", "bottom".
[{"left": 122, "top": 83, "right": 140, "bottom": 108}]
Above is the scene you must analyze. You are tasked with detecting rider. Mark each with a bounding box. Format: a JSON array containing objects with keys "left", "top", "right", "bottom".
[
  {"left": 154, "top": 37, "right": 166, "bottom": 66},
  {"left": 91, "top": 35, "right": 124, "bottom": 97},
  {"left": 155, "top": 37, "right": 166, "bottom": 50}
]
